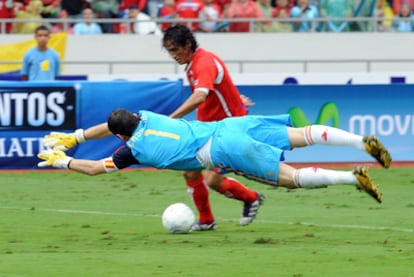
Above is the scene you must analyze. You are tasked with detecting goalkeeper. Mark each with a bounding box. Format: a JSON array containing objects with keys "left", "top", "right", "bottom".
[{"left": 39, "top": 109, "right": 392, "bottom": 205}]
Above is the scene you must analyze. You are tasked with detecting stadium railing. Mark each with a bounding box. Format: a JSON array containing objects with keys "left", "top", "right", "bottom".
[{"left": 0, "top": 16, "right": 406, "bottom": 34}]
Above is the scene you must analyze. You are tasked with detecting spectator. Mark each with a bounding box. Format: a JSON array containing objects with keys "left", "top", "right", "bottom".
[
  {"left": 60, "top": 0, "right": 85, "bottom": 19},
  {"left": 118, "top": 0, "right": 149, "bottom": 17},
  {"left": 157, "top": 0, "right": 176, "bottom": 31},
  {"left": 21, "top": 25, "right": 61, "bottom": 81},
  {"left": 255, "top": 0, "right": 275, "bottom": 32},
  {"left": 214, "top": 0, "right": 230, "bottom": 14},
  {"left": 175, "top": 0, "right": 204, "bottom": 31},
  {"left": 257, "top": 0, "right": 272, "bottom": 17},
  {"left": 73, "top": 7, "right": 103, "bottom": 34},
  {"left": 0, "top": 0, "right": 15, "bottom": 33},
  {"left": 51, "top": 8, "right": 73, "bottom": 33},
  {"left": 393, "top": 3, "right": 414, "bottom": 32},
  {"left": 12, "top": 0, "right": 43, "bottom": 34},
  {"left": 392, "top": 0, "right": 414, "bottom": 15},
  {"left": 272, "top": 0, "right": 293, "bottom": 32},
  {"left": 89, "top": 0, "right": 119, "bottom": 33},
  {"left": 272, "top": 0, "right": 291, "bottom": 17},
  {"left": 351, "top": 0, "right": 376, "bottom": 32},
  {"left": 375, "top": 0, "right": 394, "bottom": 32},
  {"left": 224, "top": 0, "right": 264, "bottom": 32},
  {"left": 12, "top": 0, "right": 27, "bottom": 12},
  {"left": 319, "top": 0, "right": 353, "bottom": 32},
  {"left": 40, "top": 0, "right": 60, "bottom": 18},
  {"left": 198, "top": 0, "right": 222, "bottom": 32},
  {"left": 290, "top": 0, "right": 318, "bottom": 32},
  {"left": 128, "top": 3, "right": 161, "bottom": 34}
]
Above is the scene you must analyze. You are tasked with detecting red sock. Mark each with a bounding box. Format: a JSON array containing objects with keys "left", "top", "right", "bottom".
[
  {"left": 217, "top": 177, "right": 257, "bottom": 203},
  {"left": 186, "top": 174, "right": 214, "bottom": 224}
]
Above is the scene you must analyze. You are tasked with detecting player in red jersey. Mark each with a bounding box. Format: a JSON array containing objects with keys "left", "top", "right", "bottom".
[{"left": 162, "top": 24, "right": 264, "bottom": 231}]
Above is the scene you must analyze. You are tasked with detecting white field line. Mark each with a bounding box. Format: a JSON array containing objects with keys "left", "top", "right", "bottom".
[{"left": 1, "top": 206, "right": 413, "bottom": 233}]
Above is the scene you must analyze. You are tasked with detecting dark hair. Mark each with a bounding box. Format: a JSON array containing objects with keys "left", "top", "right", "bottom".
[
  {"left": 35, "top": 25, "right": 50, "bottom": 34},
  {"left": 107, "top": 109, "right": 139, "bottom": 137},
  {"left": 162, "top": 24, "right": 198, "bottom": 52}
]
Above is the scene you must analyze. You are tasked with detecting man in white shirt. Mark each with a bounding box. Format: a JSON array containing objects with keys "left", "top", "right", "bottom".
[{"left": 128, "top": 4, "right": 162, "bottom": 35}]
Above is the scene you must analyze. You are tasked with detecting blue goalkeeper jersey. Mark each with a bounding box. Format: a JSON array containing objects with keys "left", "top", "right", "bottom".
[{"left": 127, "top": 110, "right": 217, "bottom": 170}]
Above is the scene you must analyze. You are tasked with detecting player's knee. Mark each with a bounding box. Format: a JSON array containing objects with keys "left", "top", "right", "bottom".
[
  {"left": 182, "top": 171, "right": 202, "bottom": 182},
  {"left": 204, "top": 171, "right": 224, "bottom": 191}
]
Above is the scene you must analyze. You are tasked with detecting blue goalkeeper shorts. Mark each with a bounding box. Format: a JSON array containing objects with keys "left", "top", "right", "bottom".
[{"left": 211, "top": 114, "right": 292, "bottom": 186}]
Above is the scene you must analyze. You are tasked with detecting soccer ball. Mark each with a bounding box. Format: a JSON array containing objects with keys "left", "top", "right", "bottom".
[{"left": 162, "top": 203, "right": 195, "bottom": 234}]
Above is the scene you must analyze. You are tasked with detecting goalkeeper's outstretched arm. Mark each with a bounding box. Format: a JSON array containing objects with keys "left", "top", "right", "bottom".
[
  {"left": 67, "top": 159, "right": 107, "bottom": 176},
  {"left": 38, "top": 149, "right": 114, "bottom": 176},
  {"left": 43, "top": 123, "right": 113, "bottom": 151},
  {"left": 84, "top": 123, "right": 112, "bottom": 140}
]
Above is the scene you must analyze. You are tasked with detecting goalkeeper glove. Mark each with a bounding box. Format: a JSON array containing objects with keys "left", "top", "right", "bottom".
[
  {"left": 37, "top": 149, "right": 73, "bottom": 169},
  {"left": 43, "top": 129, "right": 86, "bottom": 151}
]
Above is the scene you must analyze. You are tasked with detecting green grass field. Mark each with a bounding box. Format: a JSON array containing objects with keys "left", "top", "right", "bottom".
[{"left": 1, "top": 168, "right": 413, "bottom": 277}]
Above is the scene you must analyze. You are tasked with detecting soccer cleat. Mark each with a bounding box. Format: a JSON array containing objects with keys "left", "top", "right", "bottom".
[
  {"left": 363, "top": 135, "right": 392, "bottom": 168},
  {"left": 190, "top": 220, "right": 217, "bottom": 232},
  {"left": 240, "top": 192, "right": 265, "bottom": 226},
  {"left": 353, "top": 166, "right": 383, "bottom": 203}
]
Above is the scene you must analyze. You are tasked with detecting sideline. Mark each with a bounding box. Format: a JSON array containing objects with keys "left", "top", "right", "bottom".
[{"left": 0, "top": 205, "right": 412, "bottom": 234}]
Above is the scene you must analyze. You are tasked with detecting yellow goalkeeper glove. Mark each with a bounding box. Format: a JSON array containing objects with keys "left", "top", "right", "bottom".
[
  {"left": 37, "top": 149, "right": 73, "bottom": 169},
  {"left": 43, "top": 129, "right": 86, "bottom": 151}
]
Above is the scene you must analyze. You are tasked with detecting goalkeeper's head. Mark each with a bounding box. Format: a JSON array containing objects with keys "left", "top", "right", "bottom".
[{"left": 108, "top": 109, "right": 139, "bottom": 138}]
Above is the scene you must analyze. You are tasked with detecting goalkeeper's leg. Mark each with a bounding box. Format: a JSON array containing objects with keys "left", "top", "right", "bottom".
[{"left": 290, "top": 125, "right": 391, "bottom": 168}]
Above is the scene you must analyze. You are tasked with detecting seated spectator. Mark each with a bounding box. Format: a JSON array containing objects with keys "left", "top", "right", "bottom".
[
  {"left": 118, "top": 0, "right": 149, "bottom": 17},
  {"left": 157, "top": 0, "right": 176, "bottom": 31},
  {"left": 175, "top": 0, "right": 203, "bottom": 31},
  {"left": 375, "top": 0, "right": 394, "bottom": 32},
  {"left": 51, "top": 8, "right": 73, "bottom": 33},
  {"left": 214, "top": 0, "right": 230, "bottom": 14},
  {"left": 319, "top": 0, "right": 353, "bottom": 32},
  {"left": 272, "top": 0, "right": 293, "bottom": 32},
  {"left": 89, "top": 0, "right": 119, "bottom": 33},
  {"left": 272, "top": 0, "right": 293, "bottom": 33},
  {"left": 61, "top": 0, "right": 86, "bottom": 19},
  {"left": 351, "top": 0, "right": 376, "bottom": 32},
  {"left": 128, "top": 3, "right": 161, "bottom": 34},
  {"left": 392, "top": 0, "right": 414, "bottom": 15},
  {"left": 198, "top": 0, "right": 222, "bottom": 32},
  {"left": 12, "top": 0, "right": 43, "bottom": 34},
  {"left": 40, "top": 0, "right": 60, "bottom": 19},
  {"left": 255, "top": 0, "right": 275, "bottom": 32},
  {"left": 393, "top": 3, "right": 414, "bottom": 32},
  {"left": 224, "top": 0, "right": 264, "bottom": 32},
  {"left": 0, "top": 0, "right": 15, "bottom": 33},
  {"left": 272, "top": 0, "right": 291, "bottom": 18},
  {"left": 73, "top": 7, "right": 103, "bottom": 34},
  {"left": 290, "top": 0, "right": 318, "bottom": 32}
]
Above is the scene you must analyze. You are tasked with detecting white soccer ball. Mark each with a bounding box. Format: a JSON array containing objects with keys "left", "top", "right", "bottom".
[{"left": 162, "top": 203, "right": 195, "bottom": 234}]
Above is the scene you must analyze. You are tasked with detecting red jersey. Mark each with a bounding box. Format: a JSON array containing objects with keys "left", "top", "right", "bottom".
[
  {"left": 119, "top": 0, "right": 147, "bottom": 11},
  {"left": 186, "top": 48, "right": 248, "bottom": 122},
  {"left": 0, "top": 0, "right": 14, "bottom": 33},
  {"left": 175, "top": 0, "right": 203, "bottom": 31},
  {"left": 158, "top": 5, "right": 175, "bottom": 31}
]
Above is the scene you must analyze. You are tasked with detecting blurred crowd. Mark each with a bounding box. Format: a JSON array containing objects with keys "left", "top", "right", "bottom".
[{"left": 1, "top": 0, "right": 414, "bottom": 34}]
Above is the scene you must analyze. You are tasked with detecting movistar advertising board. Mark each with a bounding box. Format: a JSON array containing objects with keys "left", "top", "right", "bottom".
[
  {"left": 0, "top": 80, "right": 184, "bottom": 169},
  {"left": 237, "top": 84, "right": 413, "bottom": 163}
]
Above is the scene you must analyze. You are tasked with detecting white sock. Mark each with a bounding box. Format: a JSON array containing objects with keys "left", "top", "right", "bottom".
[
  {"left": 305, "top": 125, "right": 365, "bottom": 151},
  {"left": 293, "top": 167, "right": 358, "bottom": 189}
]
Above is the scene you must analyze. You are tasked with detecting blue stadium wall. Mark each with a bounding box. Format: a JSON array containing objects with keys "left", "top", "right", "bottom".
[{"left": 0, "top": 81, "right": 412, "bottom": 169}]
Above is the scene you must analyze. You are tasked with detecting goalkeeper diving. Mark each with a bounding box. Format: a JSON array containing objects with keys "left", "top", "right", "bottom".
[{"left": 39, "top": 109, "right": 392, "bottom": 204}]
